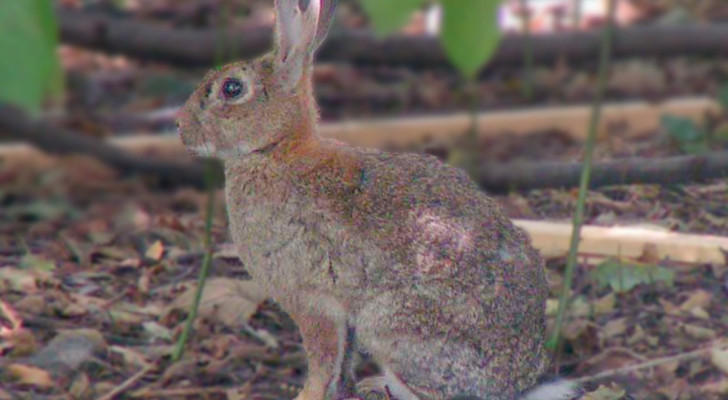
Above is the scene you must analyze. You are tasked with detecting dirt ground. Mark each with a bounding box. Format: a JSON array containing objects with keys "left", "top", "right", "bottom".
[
  {"left": 2, "top": 118, "right": 728, "bottom": 399},
  {"left": 2, "top": 1, "right": 728, "bottom": 399}
]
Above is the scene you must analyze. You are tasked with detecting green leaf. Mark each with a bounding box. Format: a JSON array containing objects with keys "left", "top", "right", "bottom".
[
  {"left": 660, "top": 114, "right": 710, "bottom": 154},
  {"left": 360, "top": 0, "right": 429, "bottom": 38},
  {"left": 591, "top": 258, "right": 674, "bottom": 293},
  {"left": 0, "top": 0, "right": 62, "bottom": 112},
  {"left": 661, "top": 114, "right": 702, "bottom": 142},
  {"left": 440, "top": 0, "right": 502, "bottom": 79},
  {"left": 718, "top": 84, "right": 728, "bottom": 111},
  {"left": 682, "top": 140, "right": 709, "bottom": 155}
]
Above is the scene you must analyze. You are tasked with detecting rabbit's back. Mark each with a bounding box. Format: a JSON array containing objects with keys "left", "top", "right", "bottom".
[{"left": 224, "top": 137, "right": 547, "bottom": 334}]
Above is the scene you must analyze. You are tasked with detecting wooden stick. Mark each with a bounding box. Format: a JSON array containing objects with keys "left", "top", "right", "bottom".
[
  {"left": 516, "top": 220, "right": 728, "bottom": 265},
  {"left": 0, "top": 97, "right": 718, "bottom": 165}
]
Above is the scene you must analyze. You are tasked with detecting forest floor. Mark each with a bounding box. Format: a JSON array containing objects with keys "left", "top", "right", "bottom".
[
  {"left": 2, "top": 2, "right": 728, "bottom": 399},
  {"left": 2, "top": 108, "right": 728, "bottom": 399}
]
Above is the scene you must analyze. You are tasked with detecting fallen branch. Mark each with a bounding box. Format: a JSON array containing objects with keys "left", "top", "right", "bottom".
[
  {"left": 0, "top": 104, "right": 212, "bottom": 188},
  {"left": 57, "top": 7, "right": 728, "bottom": 68},
  {"left": 515, "top": 220, "right": 728, "bottom": 265},
  {"left": 478, "top": 152, "right": 728, "bottom": 192},
  {"left": 2, "top": 103, "right": 727, "bottom": 192}
]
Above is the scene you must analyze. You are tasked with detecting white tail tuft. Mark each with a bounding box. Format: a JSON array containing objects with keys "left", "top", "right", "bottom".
[{"left": 520, "top": 380, "right": 578, "bottom": 400}]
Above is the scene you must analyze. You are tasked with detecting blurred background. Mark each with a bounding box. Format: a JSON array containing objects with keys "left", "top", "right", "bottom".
[{"left": 1, "top": 1, "right": 728, "bottom": 399}]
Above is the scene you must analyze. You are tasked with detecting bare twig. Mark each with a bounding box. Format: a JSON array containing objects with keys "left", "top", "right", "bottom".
[
  {"left": 97, "top": 363, "right": 157, "bottom": 400},
  {"left": 574, "top": 342, "right": 728, "bottom": 384}
]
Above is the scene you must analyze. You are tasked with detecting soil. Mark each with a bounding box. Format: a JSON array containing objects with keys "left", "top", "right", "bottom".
[{"left": 1, "top": 2, "right": 728, "bottom": 400}]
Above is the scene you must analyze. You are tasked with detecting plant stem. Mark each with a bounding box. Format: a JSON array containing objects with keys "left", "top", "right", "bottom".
[
  {"left": 466, "top": 78, "right": 479, "bottom": 177},
  {"left": 548, "top": 0, "right": 617, "bottom": 353},
  {"left": 518, "top": 0, "right": 534, "bottom": 100},
  {"left": 172, "top": 160, "right": 217, "bottom": 362}
]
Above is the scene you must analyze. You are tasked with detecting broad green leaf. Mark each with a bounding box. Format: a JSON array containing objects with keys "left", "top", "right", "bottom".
[
  {"left": 0, "top": 0, "right": 62, "bottom": 112},
  {"left": 440, "top": 0, "right": 502, "bottom": 79},
  {"left": 718, "top": 84, "right": 728, "bottom": 111},
  {"left": 660, "top": 114, "right": 709, "bottom": 154},
  {"left": 591, "top": 258, "right": 674, "bottom": 293},
  {"left": 661, "top": 114, "right": 702, "bottom": 142},
  {"left": 360, "top": 0, "right": 429, "bottom": 38},
  {"left": 682, "top": 140, "right": 709, "bottom": 155}
]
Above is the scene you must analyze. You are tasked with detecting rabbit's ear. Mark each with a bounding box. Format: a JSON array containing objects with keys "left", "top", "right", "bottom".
[
  {"left": 274, "top": 0, "right": 336, "bottom": 91},
  {"left": 312, "top": 0, "right": 336, "bottom": 51}
]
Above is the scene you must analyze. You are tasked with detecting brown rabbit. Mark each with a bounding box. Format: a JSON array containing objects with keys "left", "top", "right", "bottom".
[{"left": 177, "top": 1, "right": 576, "bottom": 399}]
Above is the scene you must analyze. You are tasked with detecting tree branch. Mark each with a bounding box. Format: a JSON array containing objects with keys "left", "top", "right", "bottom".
[
  {"left": 57, "top": 8, "right": 728, "bottom": 69},
  {"left": 3, "top": 102, "right": 727, "bottom": 192},
  {"left": 0, "top": 104, "right": 214, "bottom": 188},
  {"left": 478, "top": 153, "right": 728, "bottom": 192}
]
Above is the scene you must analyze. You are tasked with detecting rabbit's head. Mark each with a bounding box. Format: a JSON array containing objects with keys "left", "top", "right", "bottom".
[{"left": 177, "top": 0, "right": 336, "bottom": 158}]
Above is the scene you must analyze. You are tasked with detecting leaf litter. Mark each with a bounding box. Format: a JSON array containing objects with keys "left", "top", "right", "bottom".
[
  {"left": 4, "top": 2, "right": 728, "bottom": 396},
  {"left": 2, "top": 131, "right": 728, "bottom": 399}
]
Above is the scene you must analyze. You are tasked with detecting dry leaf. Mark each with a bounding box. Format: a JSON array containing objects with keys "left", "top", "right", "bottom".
[
  {"left": 142, "top": 321, "right": 172, "bottom": 341},
  {"left": 166, "top": 278, "right": 266, "bottom": 330},
  {"left": 701, "top": 378, "right": 728, "bottom": 394},
  {"left": 582, "top": 383, "right": 627, "bottom": 400},
  {"left": 594, "top": 293, "right": 616, "bottom": 314},
  {"left": 602, "top": 317, "right": 628, "bottom": 338},
  {"left": 110, "top": 345, "right": 153, "bottom": 369},
  {"left": 711, "top": 347, "right": 728, "bottom": 375},
  {"left": 689, "top": 307, "right": 710, "bottom": 319},
  {"left": 5, "top": 364, "right": 54, "bottom": 388},
  {"left": 68, "top": 372, "right": 91, "bottom": 399},
  {"left": 682, "top": 324, "right": 717, "bottom": 341},
  {"left": 1, "top": 328, "right": 38, "bottom": 357},
  {"left": 680, "top": 289, "right": 712, "bottom": 311},
  {"left": 145, "top": 240, "right": 165, "bottom": 261},
  {"left": 0, "top": 268, "right": 39, "bottom": 292},
  {"left": 28, "top": 329, "right": 107, "bottom": 372}
]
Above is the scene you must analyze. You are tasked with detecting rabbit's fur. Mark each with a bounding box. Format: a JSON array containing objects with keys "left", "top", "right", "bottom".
[{"left": 177, "top": 1, "right": 575, "bottom": 399}]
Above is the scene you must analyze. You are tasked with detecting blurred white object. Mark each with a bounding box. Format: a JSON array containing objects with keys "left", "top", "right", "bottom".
[{"left": 418, "top": 0, "right": 644, "bottom": 36}]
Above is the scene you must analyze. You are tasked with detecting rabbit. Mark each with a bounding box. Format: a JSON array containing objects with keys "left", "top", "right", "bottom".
[{"left": 176, "top": 1, "right": 577, "bottom": 399}]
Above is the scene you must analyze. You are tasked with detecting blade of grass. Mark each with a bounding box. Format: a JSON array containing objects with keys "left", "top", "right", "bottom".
[
  {"left": 172, "top": 1, "right": 230, "bottom": 362},
  {"left": 172, "top": 160, "right": 218, "bottom": 361},
  {"left": 518, "top": 0, "right": 534, "bottom": 100},
  {"left": 548, "top": 0, "right": 617, "bottom": 354}
]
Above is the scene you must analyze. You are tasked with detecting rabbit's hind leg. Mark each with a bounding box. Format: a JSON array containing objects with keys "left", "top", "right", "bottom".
[
  {"left": 353, "top": 294, "right": 494, "bottom": 400},
  {"left": 292, "top": 299, "right": 355, "bottom": 400}
]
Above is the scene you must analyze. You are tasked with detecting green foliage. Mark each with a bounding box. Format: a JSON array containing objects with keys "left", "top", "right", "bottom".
[
  {"left": 591, "top": 258, "right": 674, "bottom": 293},
  {"left": 440, "top": 0, "right": 501, "bottom": 80},
  {"left": 360, "top": 0, "right": 502, "bottom": 80},
  {"left": 660, "top": 87, "right": 728, "bottom": 153},
  {"left": 660, "top": 114, "right": 709, "bottom": 154},
  {"left": 359, "top": 0, "right": 429, "bottom": 38},
  {"left": 0, "top": 0, "right": 62, "bottom": 112},
  {"left": 719, "top": 84, "right": 728, "bottom": 111}
]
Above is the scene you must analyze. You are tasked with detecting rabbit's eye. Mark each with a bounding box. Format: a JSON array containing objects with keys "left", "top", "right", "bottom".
[{"left": 221, "top": 78, "right": 246, "bottom": 100}]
